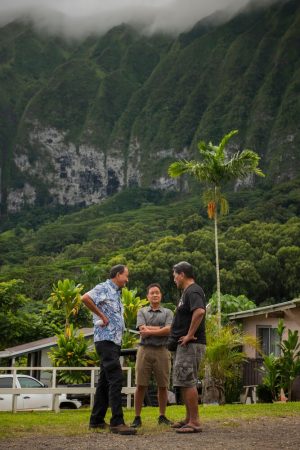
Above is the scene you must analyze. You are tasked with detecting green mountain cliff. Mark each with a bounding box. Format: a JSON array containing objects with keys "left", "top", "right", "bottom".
[{"left": 0, "top": 0, "right": 299, "bottom": 215}]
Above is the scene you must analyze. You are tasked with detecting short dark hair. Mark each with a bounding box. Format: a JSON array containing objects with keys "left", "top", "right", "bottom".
[
  {"left": 173, "top": 261, "right": 194, "bottom": 279},
  {"left": 146, "top": 283, "right": 162, "bottom": 294},
  {"left": 109, "top": 264, "right": 126, "bottom": 279}
]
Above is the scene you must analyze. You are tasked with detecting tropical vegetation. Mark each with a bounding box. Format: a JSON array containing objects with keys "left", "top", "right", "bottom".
[
  {"left": 201, "top": 315, "right": 259, "bottom": 404},
  {"left": 0, "top": 279, "right": 42, "bottom": 350},
  {"left": 48, "top": 279, "right": 84, "bottom": 337},
  {"left": 47, "top": 279, "right": 94, "bottom": 384},
  {"left": 120, "top": 287, "right": 148, "bottom": 349},
  {"left": 121, "top": 287, "right": 148, "bottom": 329},
  {"left": 48, "top": 325, "right": 95, "bottom": 384},
  {"left": 208, "top": 292, "right": 256, "bottom": 325},
  {"left": 169, "top": 130, "right": 264, "bottom": 326},
  {"left": 259, "top": 319, "right": 300, "bottom": 402}
]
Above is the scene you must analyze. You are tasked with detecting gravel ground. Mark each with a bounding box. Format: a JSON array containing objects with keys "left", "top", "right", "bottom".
[{"left": 2, "top": 416, "right": 300, "bottom": 450}]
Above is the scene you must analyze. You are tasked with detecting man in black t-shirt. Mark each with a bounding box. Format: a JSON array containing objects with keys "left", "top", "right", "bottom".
[{"left": 169, "top": 261, "right": 206, "bottom": 434}]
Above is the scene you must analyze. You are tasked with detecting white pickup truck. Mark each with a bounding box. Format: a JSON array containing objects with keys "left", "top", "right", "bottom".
[{"left": 0, "top": 374, "right": 81, "bottom": 411}]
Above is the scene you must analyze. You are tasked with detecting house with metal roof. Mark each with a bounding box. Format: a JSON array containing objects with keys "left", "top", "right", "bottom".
[
  {"left": 228, "top": 298, "right": 300, "bottom": 359},
  {"left": 0, "top": 328, "right": 94, "bottom": 384},
  {"left": 228, "top": 298, "right": 300, "bottom": 397},
  {"left": 0, "top": 327, "right": 138, "bottom": 385}
]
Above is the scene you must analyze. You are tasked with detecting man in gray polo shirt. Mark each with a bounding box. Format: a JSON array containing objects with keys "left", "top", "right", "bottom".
[{"left": 131, "top": 283, "right": 174, "bottom": 428}]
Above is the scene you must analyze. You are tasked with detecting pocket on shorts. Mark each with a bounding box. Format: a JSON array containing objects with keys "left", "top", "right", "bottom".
[{"left": 173, "top": 346, "right": 196, "bottom": 384}]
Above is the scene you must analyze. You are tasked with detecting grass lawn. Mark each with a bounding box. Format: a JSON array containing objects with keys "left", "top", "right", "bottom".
[{"left": 0, "top": 403, "right": 300, "bottom": 439}]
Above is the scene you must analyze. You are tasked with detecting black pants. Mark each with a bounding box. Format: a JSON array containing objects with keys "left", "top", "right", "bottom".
[{"left": 90, "top": 340, "right": 124, "bottom": 427}]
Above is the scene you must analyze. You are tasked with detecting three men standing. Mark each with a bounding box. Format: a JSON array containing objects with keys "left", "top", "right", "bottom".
[
  {"left": 131, "top": 283, "right": 174, "bottom": 428},
  {"left": 82, "top": 261, "right": 206, "bottom": 435}
]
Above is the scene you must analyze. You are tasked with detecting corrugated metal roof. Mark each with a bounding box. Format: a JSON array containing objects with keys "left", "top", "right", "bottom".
[
  {"left": 228, "top": 298, "right": 300, "bottom": 320},
  {"left": 0, "top": 328, "right": 94, "bottom": 358}
]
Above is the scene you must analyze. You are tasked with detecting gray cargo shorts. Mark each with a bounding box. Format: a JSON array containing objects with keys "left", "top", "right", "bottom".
[{"left": 172, "top": 343, "right": 206, "bottom": 388}]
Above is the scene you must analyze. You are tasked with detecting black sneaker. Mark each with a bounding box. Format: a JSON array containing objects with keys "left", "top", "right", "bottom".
[
  {"left": 158, "top": 415, "right": 173, "bottom": 426},
  {"left": 131, "top": 416, "right": 142, "bottom": 428}
]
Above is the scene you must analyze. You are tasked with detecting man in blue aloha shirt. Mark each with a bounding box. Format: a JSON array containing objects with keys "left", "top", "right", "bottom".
[{"left": 82, "top": 264, "right": 136, "bottom": 435}]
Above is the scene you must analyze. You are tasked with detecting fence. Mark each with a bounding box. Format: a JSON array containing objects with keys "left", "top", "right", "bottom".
[
  {"left": 0, "top": 366, "right": 135, "bottom": 413},
  {"left": 242, "top": 358, "right": 263, "bottom": 386}
]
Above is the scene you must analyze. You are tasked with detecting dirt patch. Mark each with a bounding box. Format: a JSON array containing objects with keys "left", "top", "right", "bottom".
[{"left": 2, "top": 416, "right": 300, "bottom": 449}]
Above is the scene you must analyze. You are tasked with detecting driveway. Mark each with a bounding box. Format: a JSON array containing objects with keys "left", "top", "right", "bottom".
[{"left": 2, "top": 416, "right": 300, "bottom": 449}]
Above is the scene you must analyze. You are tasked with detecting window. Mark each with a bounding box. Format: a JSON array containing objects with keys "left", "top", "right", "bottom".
[
  {"left": 257, "top": 326, "right": 280, "bottom": 356},
  {"left": 18, "top": 377, "right": 43, "bottom": 388},
  {"left": 0, "top": 377, "right": 13, "bottom": 388}
]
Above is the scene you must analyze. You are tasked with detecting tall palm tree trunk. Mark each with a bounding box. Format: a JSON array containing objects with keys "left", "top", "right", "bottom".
[{"left": 214, "top": 189, "right": 221, "bottom": 329}]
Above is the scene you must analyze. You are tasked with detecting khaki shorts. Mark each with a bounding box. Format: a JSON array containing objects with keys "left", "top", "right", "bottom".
[
  {"left": 173, "top": 343, "right": 206, "bottom": 388},
  {"left": 135, "top": 345, "right": 171, "bottom": 388}
]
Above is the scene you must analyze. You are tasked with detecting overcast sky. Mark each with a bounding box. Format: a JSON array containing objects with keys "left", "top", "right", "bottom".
[{"left": 0, "top": 0, "right": 276, "bottom": 38}]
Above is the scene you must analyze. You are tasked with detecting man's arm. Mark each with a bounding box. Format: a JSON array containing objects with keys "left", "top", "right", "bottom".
[
  {"left": 139, "top": 309, "right": 173, "bottom": 337},
  {"left": 178, "top": 307, "right": 205, "bottom": 346},
  {"left": 81, "top": 293, "right": 109, "bottom": 326},
  {"left": 139, "top": 324, "right": 171, "bottom": 337}
]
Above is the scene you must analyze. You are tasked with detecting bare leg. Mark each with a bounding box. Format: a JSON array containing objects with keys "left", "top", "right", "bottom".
[
  {"left": 180, "top": 388, "right": 190, "bottom": 423},
  {"left": 157, "top": 387, "right": 168, "bottom": 416},
  {"left": 182, "top": 386, "right": 201, "bottom": 427},
  {"left": 134, "top": 385, "right": 147, "bottom": 416}
]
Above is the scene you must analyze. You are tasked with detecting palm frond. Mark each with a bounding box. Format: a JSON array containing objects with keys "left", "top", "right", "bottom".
[
  {"left": 197, "top": 140, "right": 208, "bottom": 152},
  {"left": 218, "top": 130, "right": 238, "bottom": 153},
  {"left": 168, "top": 160, "right": 195, "bottom": 177},
  {"left": 169, "top": 159, "right": 215, "bottom": 183},
  {"left": 197, "top": 140, "right": 216, "bottom": 161},
  {"left": 224, "top": 150, "right": 265, "bottom": 180},
  {"left": 208, "top": 142, "right": 218, "bottom": 152}
]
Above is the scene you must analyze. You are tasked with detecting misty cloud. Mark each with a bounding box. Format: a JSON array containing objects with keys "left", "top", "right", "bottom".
[{"left": 0, "top": 0, "right": 277, "bottom": 38}]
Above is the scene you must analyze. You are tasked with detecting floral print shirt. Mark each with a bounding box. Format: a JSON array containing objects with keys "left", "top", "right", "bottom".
[{"left": 87, "top": 279, "right": 125, "bottom": 346}]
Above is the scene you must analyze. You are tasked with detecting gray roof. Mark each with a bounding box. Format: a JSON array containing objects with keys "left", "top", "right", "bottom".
[
  {"left": 0, "top": 328, "right": 94, "bottom": 359},
  {"left": 228, "top": 298, "right": 300, "bottom": 320}
]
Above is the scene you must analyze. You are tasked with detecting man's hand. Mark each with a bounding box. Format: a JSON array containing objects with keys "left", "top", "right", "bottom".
[
  {"left": 139, "top": 325, "right": 151, "bottom": 337},
  {"left": 82, "top": 294, "right": 109, "bottom": 327},
  {"left": 178, "top": 335, "right": 197, "bottom": 346},
  {"left": 101, "top": 315, "right": 109, "bottom": 326}
]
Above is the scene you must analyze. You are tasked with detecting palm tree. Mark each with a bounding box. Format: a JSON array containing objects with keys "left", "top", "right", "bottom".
[{"left": 168, "top": 130, "right": 264, "bottom": 328}]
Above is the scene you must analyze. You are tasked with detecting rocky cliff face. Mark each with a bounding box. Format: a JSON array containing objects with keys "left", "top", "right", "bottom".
[
  {"left": 9, "top": 123, "right": 124, "bottom": 211},
  {"left": 8, "top": 122, "right": 176, "bottom": 212}
]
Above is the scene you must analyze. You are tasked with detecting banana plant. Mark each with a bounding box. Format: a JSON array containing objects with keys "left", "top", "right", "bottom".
[
  {"left": 259, "top": 353, "right": 281, "bottom": 401},
  {"left": 277, "top": 319, "right": 300, "bottom": 400}
]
